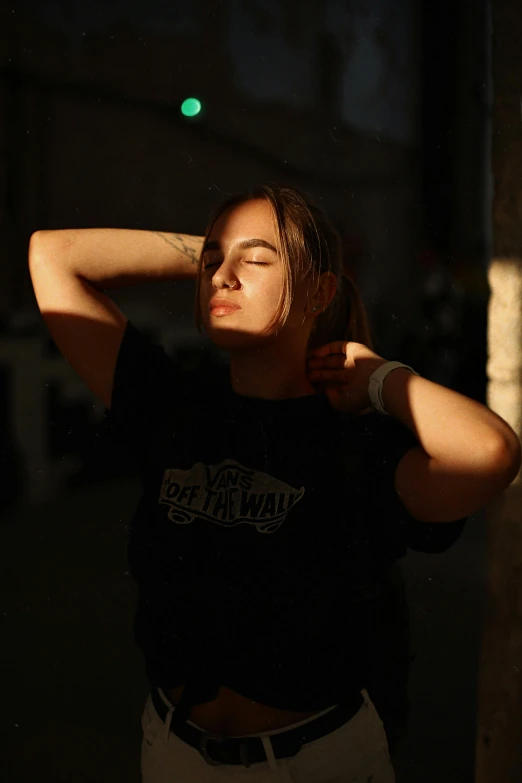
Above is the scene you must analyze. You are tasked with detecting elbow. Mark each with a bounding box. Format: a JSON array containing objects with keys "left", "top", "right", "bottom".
[
  {"left": 28, "top": 230, "right": 71, "bottom": 269},
  {"left": 28, "top": 230, "right": 51, "bottom": 267},
  {"left": 485, "top": 434, "right": 521, "bottom": 489},
  {"left": 505, "top": 436, "right": 522, "bottom": 484}
]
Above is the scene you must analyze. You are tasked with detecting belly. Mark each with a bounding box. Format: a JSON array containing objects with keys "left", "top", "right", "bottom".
[{"left": 166, "top": 683, "right": 323, "bottom": 736}]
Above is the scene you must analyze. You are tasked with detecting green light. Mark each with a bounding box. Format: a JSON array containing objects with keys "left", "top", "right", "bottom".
[{"left": 181, "top": 98, "right": 202, "bottom": 117}]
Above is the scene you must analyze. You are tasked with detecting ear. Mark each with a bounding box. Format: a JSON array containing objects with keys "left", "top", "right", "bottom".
[{"left": 315, "top": 271, "right": 338, "bottom": 310}]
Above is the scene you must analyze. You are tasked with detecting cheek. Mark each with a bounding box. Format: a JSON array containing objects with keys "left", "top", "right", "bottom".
[
  {"left": 263, "top": 285, "right": 282, "bottom": 305},
  {"left": 263, "top": 272, "right": 286, "bottom": 301},
  {"left": 257, "top": 287, "right": 284, "bottom": 321}
]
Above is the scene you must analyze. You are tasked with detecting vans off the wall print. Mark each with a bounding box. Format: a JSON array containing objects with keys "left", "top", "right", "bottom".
[{"left": 159, "top": 459, "right": 306, "bottom": 534}]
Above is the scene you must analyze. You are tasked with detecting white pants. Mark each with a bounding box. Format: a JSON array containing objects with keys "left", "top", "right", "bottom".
[{"left": 141, "top": 687, "right": 395, "bottom": 782}]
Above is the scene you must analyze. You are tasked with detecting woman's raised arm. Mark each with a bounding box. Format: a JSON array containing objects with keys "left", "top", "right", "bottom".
[
  {"left": 28, "top": 229, "right": 203, "bottom": 409},
  {"left": 29, "top": 228, "right": 204, "bottom": 289}
]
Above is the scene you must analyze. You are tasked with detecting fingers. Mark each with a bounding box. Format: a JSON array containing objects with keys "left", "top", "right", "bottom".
[
  {"left": 307, "top": 352, "right": 351, "bottom": 384},
  {"left": 307, "top": 346, "right": 355, "bottom": 384},
  {"left": 307, "top": 354, "right": 347, "bottom": 370},
  {"left": 308, "top": 367, "right": 352, "bottom": 383},
  {"left": 308, "top": 340, "right": 348, "bottom": 359}
]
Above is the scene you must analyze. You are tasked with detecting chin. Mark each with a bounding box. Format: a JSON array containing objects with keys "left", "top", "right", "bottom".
[{"left": 203, "top": 324, "right": 278, "bottom": 352}]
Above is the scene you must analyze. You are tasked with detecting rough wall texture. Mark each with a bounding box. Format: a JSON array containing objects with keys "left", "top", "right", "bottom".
[{"left": 477, "top": 0, "right": 522, "bottom": 780}]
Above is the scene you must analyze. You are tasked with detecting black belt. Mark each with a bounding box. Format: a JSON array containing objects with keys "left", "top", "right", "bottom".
[{"left": 150, "top": 685, "right": 364, "bottom": 767}]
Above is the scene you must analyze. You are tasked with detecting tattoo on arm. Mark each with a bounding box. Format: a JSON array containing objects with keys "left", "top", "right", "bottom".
[{"left": 153, "top": 232, "right": 203, "bottom": 265}]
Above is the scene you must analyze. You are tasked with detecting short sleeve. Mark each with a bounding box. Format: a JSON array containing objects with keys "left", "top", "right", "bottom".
[
  {"left": 362, "top": 413, "right": 467, "bottom": 558},
  {"left": 104, "top": 320, "right": 197, "bottom": 465}
]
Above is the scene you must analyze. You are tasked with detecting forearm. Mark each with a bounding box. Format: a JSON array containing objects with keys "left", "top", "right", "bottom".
[
  {"left": 382, "top": 368, "right": 522, "bottom": 471},
  {"left": 28, "top": 229, "right": 204, "bottom": 289}
]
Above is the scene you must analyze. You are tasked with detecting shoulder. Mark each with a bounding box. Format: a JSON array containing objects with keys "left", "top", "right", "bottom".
[{"left": 107, "top": 320, "right": 230, "bottom": 437}]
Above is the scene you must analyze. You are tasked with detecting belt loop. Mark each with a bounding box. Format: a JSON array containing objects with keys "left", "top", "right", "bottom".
[
  {"left": 155, "top": 687, "right": 176, "bottom": 741},
  {"left": 260, "top": 736, "right": 279, "bottom": 772},
  {"left": 164, "top": 706, "right": 174, "bottom": 741}
]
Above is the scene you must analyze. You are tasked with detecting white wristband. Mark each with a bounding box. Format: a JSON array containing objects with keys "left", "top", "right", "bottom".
[{"left": 368, "top": 361, "right": 419, "bottom": 416}]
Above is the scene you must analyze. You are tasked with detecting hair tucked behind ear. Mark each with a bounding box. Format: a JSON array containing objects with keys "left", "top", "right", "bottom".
[
  {"left": 310, "top": 270, "right": 375, "bottom": 352},
  {"left": 194, "top": 184, "right": 374, "bottom": 352},
  {"left": 285, "top": 195, "right": 375, "bottom": 352}
]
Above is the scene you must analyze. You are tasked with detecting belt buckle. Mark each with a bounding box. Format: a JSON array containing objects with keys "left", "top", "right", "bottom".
[{"left": 199, "top": 733, "right": 224, "bottom": 766}]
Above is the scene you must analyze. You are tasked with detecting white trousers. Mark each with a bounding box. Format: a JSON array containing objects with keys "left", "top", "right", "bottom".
[{"left": 141, "top": 687, "right": 395, "bottom": 782}]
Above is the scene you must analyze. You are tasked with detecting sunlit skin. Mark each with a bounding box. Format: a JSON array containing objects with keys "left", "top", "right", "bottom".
[{"left": 199, "top": 198, "right": 337, "bottom": 400}]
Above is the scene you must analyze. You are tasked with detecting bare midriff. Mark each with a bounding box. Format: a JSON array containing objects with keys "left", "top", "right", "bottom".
[{"left": 166, "top": 683, "right": 324, "bottom": 736}]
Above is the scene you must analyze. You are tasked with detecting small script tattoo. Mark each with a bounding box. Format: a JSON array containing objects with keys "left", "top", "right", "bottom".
[{"left": 153, "top": 232, "right": 203, "bottom": 264}]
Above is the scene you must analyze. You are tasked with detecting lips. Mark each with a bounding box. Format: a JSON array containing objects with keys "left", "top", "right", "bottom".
[{"left": 209, "top": 298, "right": 241, "bottom": 313}]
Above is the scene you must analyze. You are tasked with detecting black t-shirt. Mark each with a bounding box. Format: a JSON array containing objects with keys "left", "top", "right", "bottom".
[{"left": 106, "top": 321, "right": 466, "bottom": 711}]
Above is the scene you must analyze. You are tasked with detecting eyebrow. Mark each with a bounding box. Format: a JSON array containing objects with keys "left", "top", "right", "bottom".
[{"left": 202, "top": 238, "right": 278, "bottom": 255}]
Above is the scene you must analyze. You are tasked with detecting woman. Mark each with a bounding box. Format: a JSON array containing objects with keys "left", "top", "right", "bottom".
[{"left": 29, "top": 185, "right": 520, "bottom": 782}]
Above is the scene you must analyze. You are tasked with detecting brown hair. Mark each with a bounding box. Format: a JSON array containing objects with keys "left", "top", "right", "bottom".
[{"left": 194, "top": 184, "right": 374, "bottom": 352}]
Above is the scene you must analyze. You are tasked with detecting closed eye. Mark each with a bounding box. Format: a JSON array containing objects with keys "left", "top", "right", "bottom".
[{"left": 203, "top": 261, "right": 269, "bottom": 270}]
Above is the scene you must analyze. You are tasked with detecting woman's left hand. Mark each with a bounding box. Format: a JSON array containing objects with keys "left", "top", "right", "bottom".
[{"left": 307, "top": 340, "right": 389, "bottom": 414}]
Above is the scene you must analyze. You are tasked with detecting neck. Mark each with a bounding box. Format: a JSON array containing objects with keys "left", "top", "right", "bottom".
[{"left": 228, "top": 343, "right": 317, "bottom": 401}]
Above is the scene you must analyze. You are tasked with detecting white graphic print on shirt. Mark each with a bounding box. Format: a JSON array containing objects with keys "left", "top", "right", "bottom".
[{"left": 159, "top": 459, "right": 305, "bottom": 534}]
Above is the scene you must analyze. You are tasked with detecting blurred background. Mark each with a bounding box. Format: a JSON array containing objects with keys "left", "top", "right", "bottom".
[{"left": 0, "top": 1, "right": 492, "bottom": 781}]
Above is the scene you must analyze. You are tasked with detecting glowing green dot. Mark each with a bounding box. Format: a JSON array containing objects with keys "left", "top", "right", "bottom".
[{"left": 181, "top": 98, "right": 202, "bottom": 117}]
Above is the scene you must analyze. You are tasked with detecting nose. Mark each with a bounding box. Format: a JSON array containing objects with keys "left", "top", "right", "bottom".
[
  {"left": 212, "top": 262, "right": 240, "bottom": 290},
  {"left": 215, "top": 278, "right": 239, "bottom": 291}
]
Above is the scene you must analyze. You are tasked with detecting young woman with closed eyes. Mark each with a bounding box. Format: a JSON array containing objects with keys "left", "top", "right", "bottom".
[{"left": 29, "top": 185, "right": 520, "bottom": 782}]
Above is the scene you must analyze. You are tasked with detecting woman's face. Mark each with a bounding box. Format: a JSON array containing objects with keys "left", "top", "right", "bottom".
[{"left": 199, "top": 199, "right": 312, "bottom": 351}]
